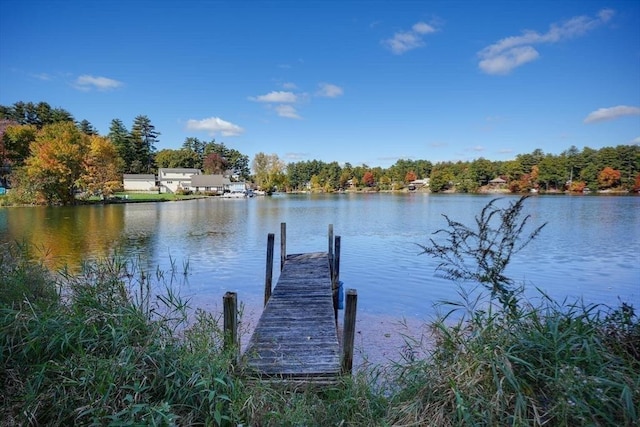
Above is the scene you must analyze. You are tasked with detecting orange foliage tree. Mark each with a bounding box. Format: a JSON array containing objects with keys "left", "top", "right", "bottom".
[
  {"left": 598, "top": 167, "right": 621, "bottom": 189},
  {"left": 363, "top": 171, "right": 375, "bottom": 187},
  {"left": 405, "top": 170, "right": 417, "bottom": 183}
]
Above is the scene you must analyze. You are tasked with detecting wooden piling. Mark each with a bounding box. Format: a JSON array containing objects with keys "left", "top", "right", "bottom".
[
  {"left": 341, "top": 289, "right": 357, "bottom": 375},
  {"left": 223, "top": 291, "right": 238, "bottom": 363},
  {"left": 265, "top": 233, "right": 275, "bottom": 306},
  {"left": 332, "top": 235, "right": 341, "bottom": 322},
  {"left": 328, "top": 224, "right": 334, "bottom": 277},
  {"left": 280, "top": 222, "right": 286, "bottom": 271}
]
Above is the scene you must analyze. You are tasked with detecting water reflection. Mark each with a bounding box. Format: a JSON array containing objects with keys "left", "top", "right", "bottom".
[{"left": 1, "top": 194, "right": 638, "bottom": 320}]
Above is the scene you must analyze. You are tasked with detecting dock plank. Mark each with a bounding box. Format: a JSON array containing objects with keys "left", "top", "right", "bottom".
[{"left": 243, "top": 252, "right": 340, "bottom": 381}]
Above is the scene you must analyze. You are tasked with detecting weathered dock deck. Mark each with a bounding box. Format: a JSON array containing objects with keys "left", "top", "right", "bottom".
[{"left": 243, "top": 251, "right": 341, "bottom": 381}]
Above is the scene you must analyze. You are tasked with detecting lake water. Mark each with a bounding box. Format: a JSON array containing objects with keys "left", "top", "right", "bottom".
[{"left": 2, "top": 194, "right": 639, "bottom": 363}]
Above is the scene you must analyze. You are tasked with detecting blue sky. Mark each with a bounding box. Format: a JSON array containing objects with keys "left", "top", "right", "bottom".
[{"left": 1, "top": 0, "right": 639, "bottom": 168}]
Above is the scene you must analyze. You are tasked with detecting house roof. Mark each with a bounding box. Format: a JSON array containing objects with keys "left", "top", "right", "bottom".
[
  {"left": 123, "top": 174, "right": 155, "bottom": 180},
  {"left": 489, "top": 177, "right": 507, "bottom": 184},
  {"left": 158, "top": 168, "right": 201, "bottom": 176},
  {"left": 190, "top": 174, "right": 231, "bottom": 186}
]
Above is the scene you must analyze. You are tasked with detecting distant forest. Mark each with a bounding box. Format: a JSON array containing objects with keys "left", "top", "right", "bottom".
[{"left": 1, "top": 101, "right": 639, "bottom": 205}]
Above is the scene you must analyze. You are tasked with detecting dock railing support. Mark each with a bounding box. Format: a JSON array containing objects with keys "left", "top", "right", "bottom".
[
  {"left": 264, "top": 233, "right": 275, "bottom": 306},
  {"left": 332, "top": 235, "right": 341, "bottom": 322},
  {"left": 223, "top": 291, "right": 238, "bottom": 365},
  {"left": 342, "top": 289, "right": 357, "bottom": 374},
  {"left": 280, "top": 222, "right": 286, "bottom": 271},
  {"left": 328, "top": 224, "right": 334, "bottom": 277}
]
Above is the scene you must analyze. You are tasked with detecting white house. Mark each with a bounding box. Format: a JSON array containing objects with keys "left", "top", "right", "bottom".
[
  {"left": 123, "top": 174, "right": 157, "bottom": 192},
  {"left": 189, "top": 174, "right": 231, "bottom": 194},
  {"left": 158, "top": 168, "right": 201, "bottom": 193}
]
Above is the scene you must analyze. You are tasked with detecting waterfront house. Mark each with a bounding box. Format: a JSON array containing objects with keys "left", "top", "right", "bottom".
[
  {"left": 123, "top": 174, "right": 157, "bottom": 192},
  {"left": 189, "top": 174, "right": 231, "bottom": 194},
  {"left": 158, "top": 168, "right": 201, "bottom": 193}
]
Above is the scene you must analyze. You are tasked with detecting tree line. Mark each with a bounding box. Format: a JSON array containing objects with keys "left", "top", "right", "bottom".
[
  {"left": 1, "top": 101, "right": 638, "bottom": 205},
  {"left": 0, "top": 101, "right": 250, "bottom": 204},
  {"left": 251, "top": 145, "right": 640, "bottom": 194}
]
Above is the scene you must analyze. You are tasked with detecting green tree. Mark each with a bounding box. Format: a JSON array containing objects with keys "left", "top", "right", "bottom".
[
  {"left": 2, "top": 123, "right": 37, "bottom": 166},
  {"left": 130, "top": 115, "right": 159, "bottom": 173},
  {"left": 0, "top": 101, "right": 74, "bottom": 128},
  {"left": 78, "top": 119, "right": 98, "bottom": 136},
  {"left": 108, "top": 119, "right": 133, "bottom": 173},
  {"left": 429, "top": 164, "right": 455, "bottom": 193},
  {"left": 155, "top": 149, "right": 200, "bottom": 169}
]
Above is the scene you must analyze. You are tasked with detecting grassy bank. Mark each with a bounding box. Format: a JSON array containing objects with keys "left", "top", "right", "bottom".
[{"left": 1, "top": 242, "right": 638, "bottom": 426}]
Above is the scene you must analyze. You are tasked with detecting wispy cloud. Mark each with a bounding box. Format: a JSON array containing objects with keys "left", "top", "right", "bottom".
[
  {"left": 478, "top": 9, "right": 614, "bottom": 75},
  {"left": 584, "top": 105, "right": 640, "bottom": 123},
  {"left": 275, "top": 105, "right": 301, "bottom": 119},
  {"left": 186, "top": 117, "right": 244, "bottom": 136},
  {"left": 30, "top": 72, "right": 52, "bottom": 81},
  {"left": 74, "top": 75, "right": 123, "bottom": 91},
  {"left": 383, "top": 21, "right": 438, "bottom": 55},
  {"left": 285, "top": 152, "right": 308, "bottom": 161},
  {"left": 249, "top": 91, "right": 298, "bottom": 103},
  {"left": 316, "top": 83, "right": 343, "bottom": 98},
  {"left": 250, "top": 90, "right": 304, "bottom": 119}
]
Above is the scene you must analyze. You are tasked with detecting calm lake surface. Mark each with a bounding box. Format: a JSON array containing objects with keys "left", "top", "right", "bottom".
[{"left": 2, "top": 194, "right": 639, "bottom": 323}]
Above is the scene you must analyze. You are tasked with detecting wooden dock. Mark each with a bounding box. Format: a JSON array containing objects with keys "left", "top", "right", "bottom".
[{"left": 230, "top": 224, "right": 357, "bottom": 384}]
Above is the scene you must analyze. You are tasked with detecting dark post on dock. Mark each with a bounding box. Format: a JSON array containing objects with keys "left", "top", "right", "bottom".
[{"left": 243, "top": 224, "right": 357, "bottom": 384}]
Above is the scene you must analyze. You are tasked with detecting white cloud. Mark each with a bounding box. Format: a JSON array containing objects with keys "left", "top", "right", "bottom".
[
  {"left": 275, "top": 105, "right": 301, "bottom": 119},
  {"left": 584, "top": 105, "right": 640, "bottom": 123},
  {"left": 478, "top": 9, "right": 614, "bottom": 75},
  {"left": 250, "top": 91, "right": 297, "bottom": 103},
  {"left": 631, "top": 137, "right": 640, "bottom": 145},
  {"left": 316, "top": 83, "right": 343, "bottom": 98},
  {"left": 30, "top": 73, "right": 52, "bottom": 81},
  {"left": 383, "top": 21, "right": 438, "bottom": 55},
  {"left": 282, "top": 82, "right": 297, "bottom": 90},
  {"left": 186, "top": 117, "right": 244, "bottom": 136},
  {"left": 74, "top": 75, "right": 123, "bottom": 91}
]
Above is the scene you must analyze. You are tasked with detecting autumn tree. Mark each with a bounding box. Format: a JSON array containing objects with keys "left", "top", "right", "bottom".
[
  {"left": 405, "top": 170, "right": 417, "bottom": 183},
  {"left": 362, "top": 171, "right": 375, "bottom": 187},
  {"left": 79, "top": 135, "right": 123, "bottom": 197},
  {"left": 203, "top": 152, "right": 228, "bottom": 174},
  {"left": 633, "top": 173, "right": 640, "bottom": 192},
  {"left": 598, "top": 167, "right": 621, "bottom": 189},
  {"left": 252, "top": 152, "right": 285, "bottom": 193},
  {"left": 22, "top": 121, "right": 89, "bottom": 205}
]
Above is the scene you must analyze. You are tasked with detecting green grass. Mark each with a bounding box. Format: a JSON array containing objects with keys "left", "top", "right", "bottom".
[{"left": 1, "top": 243, "right": 638, "bottom": 426}]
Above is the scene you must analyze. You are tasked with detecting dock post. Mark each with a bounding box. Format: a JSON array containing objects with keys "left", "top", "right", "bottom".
[
  {"left": 280, "top": 222, "right": 286, "bottom": 271},
  {"left": 342, "top": 289, "right": 358, "bottom": 375},
  {"left": 332, "top": 235, "right": 341, "bottom": 322},
  {"left": 265, "top": 233, "right": 275, "bottom": 306},
  {"left": 223, "top": 291, "right": 238, "bottom": 364},
  {"left": 328, "top": 224, "right": 334, "bottom": 279}
]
